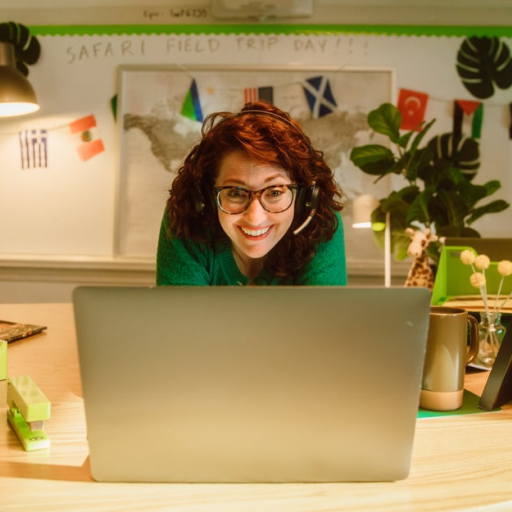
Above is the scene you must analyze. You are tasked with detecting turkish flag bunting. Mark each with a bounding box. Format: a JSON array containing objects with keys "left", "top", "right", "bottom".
[{"left": 397, "top": 89, "right": 429, "bottom": 131}]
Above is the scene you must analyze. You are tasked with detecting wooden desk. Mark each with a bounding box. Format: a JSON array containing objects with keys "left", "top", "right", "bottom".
[{"left": 1, "top": 302, "right": 512, "bottom": 511}]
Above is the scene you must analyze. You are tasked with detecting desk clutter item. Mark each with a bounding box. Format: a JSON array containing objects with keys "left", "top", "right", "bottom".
[
  {"left": 420, "top": 307, "right": 479, "bottom": 412},
  {"left": 0, "top": 320, "right": 47, "bottom": 343},
  {"left": 6, "top": 375, "right": 51, "bottom": 451},
  {"left": 432, "top": 245, "right": 512, "bottom": 313},
  {"left": 479, "top": 324, "right": 512, "bottom": 411}
]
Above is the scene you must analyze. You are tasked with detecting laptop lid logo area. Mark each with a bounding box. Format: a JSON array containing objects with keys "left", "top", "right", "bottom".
[{"left": 73, "top": 286, "right": 431, "bottom": 483}]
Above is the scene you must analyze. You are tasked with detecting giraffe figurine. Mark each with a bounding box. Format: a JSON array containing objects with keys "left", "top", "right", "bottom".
[{"left": 404, "top": 227, "right": 438, "bottom": 291}]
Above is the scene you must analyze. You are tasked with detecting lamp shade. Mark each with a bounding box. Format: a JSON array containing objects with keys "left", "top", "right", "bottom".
[
  {"left": 352, "top": 194, "right": 379, "bottom": 228},
  {"left": 0, "top": 41, "right": 39, "bottom": 117}
]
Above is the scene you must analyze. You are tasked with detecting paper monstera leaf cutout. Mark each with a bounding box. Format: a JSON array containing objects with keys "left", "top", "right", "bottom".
[
  {"left": 456, "top": 36, "right": 512, "bottom": 99},
  {"left": 0, "top": 21, "right": 41, "bottom": 76}
]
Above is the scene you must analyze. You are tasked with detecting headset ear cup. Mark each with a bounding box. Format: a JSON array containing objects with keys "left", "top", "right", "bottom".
[
  {"left": 295, "top": 183, "right": 319, "bottom": 218},
  {"left": 194, "top": 191, "right": 205, "bottom": 215},
  {"left": 294, "top": 187, "right": 307, "bottom": 218},
  {"left": 307, "top": 183, "right": 320, "bottom": 211},
  {"left": 194, "top": 187, "right": 216, "bottom": 216}
]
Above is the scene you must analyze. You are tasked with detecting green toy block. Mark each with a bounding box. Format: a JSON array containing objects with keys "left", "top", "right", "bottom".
[
  {"left": 7, "top": 406, "right": 50, "bottom": 451},
  {"left": 0, "top": 341, "right": 6, "bottom": 381}
]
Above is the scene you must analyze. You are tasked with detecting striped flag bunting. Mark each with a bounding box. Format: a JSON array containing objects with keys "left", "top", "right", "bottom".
[{"left": 19, "top": 129, "right": 48, "bottom": 169}]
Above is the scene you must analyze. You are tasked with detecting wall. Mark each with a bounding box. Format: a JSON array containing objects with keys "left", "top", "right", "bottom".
[{"left": 0, "top": 2, "right": 511, "bottom": 302}]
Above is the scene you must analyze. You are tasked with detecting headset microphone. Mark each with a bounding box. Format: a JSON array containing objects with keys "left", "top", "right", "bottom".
[
  {"left": 293, "top": 181, "right": 319, "bottom": 235},
  {"left": 293, "top": 207, "right": 317, "bottom": 235}
]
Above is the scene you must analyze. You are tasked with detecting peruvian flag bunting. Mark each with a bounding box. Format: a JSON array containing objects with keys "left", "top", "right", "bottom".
[
  {"left": 69, "top": 115, "right": 105, "bottom": 161},
  {"left": 397, "top": 89, "right": 429, "bottom": 131},
  {"left": 453, "top": 100, "right": 484, "bottom": 139}
]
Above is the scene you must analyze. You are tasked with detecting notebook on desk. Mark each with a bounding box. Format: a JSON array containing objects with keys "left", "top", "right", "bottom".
[{"left": 73, "top": 285, "right": 431, "bottom": 483}]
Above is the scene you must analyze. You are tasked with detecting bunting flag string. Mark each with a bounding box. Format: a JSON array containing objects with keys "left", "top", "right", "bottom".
[
  {"left": 181, "top": 79, "right": 203, "bottom": 122},
  {"left": 397, "top": 89, "right": 429, "bottom": 131},
  {"left": 302, "top": 76, "right": 338, "bottom": 118},
  {"left": 19, "top": 129, "right": 48, "bottom": 169},
  {"left": 1, "top": 73, "right": 512, "bottom": 168},
  {"left": 453, "top": 100, "right": 484, "bottom": 139},
  {"left": 69, "top": 114, "right": 105, "bottom": 161},
  {"left": 244, "top": 86, "right": 274, "bottom": 104}
]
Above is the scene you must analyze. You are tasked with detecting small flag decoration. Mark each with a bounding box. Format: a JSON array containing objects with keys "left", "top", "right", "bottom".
[
  {"left": 181, "top": 79, "right": 203, "bottom": 122},
  {"left": 244, "top": 86, "right": 274, "bottom": 104},
  {"left": 19, "top": 129, "right": 48, "bottom": 169},
  {"left": 302, "top": 76, "right": 337, "bottom": 118},
  {"left": 397, "top": 89, "right": 429, "bottom": 131},
  {"left": 453, "top": 100, "right": 484, "bottom": 139},
  {"left": 69, "top": 115, "right": 105, "bottom": 161}
]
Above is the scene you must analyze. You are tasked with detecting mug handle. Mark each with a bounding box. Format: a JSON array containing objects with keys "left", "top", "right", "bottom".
[{"left": 466, "top": 314, "right": 479, "bottom": 364}]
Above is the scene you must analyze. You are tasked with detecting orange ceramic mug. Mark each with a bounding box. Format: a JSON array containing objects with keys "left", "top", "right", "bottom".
[{"left": 420, "top": 306, "right": 479, "bottom": 412}]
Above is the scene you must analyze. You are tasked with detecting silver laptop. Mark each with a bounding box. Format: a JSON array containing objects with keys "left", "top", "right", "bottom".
[{"left": 73, "top": 286, "right": 431, "bottom": 483}]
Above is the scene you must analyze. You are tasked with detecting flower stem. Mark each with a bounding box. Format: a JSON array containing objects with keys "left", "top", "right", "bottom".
[{"left": 493, "top": 276, "right": 504, "bottom": 316}]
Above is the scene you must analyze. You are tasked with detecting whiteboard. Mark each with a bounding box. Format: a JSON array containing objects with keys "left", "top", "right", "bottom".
[{"left": 115, "top": 65, "right": 394, "bottom": 258}]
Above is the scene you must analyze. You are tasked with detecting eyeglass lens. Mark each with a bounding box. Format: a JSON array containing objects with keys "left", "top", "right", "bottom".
[{"left": 217, "top": 185, "right": 295, "bottom": 213}]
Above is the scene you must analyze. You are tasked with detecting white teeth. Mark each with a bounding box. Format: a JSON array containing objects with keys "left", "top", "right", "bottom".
[{"left": 241, "top": 226, "right": 270, "bottom": 237}]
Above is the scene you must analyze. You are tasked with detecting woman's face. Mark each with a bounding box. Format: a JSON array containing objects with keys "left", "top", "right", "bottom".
[{"left": 214, "top": 151, "right": 295, "bottom": 263}]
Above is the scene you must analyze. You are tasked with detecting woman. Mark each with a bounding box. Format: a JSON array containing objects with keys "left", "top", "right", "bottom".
[{"left": 156, "top": 101, "right": 347, "bottom": 285}]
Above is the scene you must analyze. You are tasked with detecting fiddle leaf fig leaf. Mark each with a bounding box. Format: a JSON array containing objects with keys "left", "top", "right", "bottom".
[
  {"left": 448, "top": 168, "right": 487, "bottom": 207},
  {"left": 484, "top": 180, "right": 502, "bottom": 196},
  {"left": 367, "top": 103, "right": 401, "bottom": 143},
  {"left": 404, "top": 147, "right": 433, "bottom": 182},
  {"left": 437, "top": 189, "right": 467, "bottom": 227},
  {"left": 406, "top": 187, "right": 435, "bottom": 224},
  {"left": 398, "top": 130, "right": 414, "bottom": 149},
  {"left": 409, "top": 118, "right": 436, "bottom": 153},
  {"left": 349, "top": 145, "right": 395, "bottom": 176},
  {"left": 467, "top": 200, "right": 510, "bottom": 224}
]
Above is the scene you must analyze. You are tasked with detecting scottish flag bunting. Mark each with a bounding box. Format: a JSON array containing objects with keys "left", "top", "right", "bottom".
[{"left": 302, "top": 76, "right": 337, "bottom": 118}]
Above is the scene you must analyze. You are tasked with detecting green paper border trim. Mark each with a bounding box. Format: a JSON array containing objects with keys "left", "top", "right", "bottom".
[{"left": 30, "top": 24, "right": 512, "bottom": 38}]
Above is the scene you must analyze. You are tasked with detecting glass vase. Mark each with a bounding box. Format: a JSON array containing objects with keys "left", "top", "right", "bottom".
[{"left": 476, "top": 312, "right": 506, "bottom": 369}]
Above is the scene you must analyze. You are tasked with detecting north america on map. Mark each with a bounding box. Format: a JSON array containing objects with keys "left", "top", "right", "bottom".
[{"left": 123, "top": 108, "right": 371, "bottom": 177}]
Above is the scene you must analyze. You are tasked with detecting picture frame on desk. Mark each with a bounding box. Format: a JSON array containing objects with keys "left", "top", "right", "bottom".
[{"left": 479, "top": 324, "right": 512, "bottom": 411}]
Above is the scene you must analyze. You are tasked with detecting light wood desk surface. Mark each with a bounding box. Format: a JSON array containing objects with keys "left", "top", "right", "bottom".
[{"left": 1, "top": 302, "right": 512, "bottom": 512}]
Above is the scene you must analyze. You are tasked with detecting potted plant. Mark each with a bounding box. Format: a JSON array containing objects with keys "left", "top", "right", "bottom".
[{"left": 349, "top": 103, "right": 510, "bottom": 264}]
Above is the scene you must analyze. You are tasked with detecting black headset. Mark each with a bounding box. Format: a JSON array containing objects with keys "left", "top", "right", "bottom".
[{"left": 192, "top": 109, "right": 321, "bottom": 235}]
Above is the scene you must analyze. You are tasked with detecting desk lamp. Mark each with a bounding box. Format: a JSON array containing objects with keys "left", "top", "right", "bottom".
[
  {"left": 0, "top": 41, "right": 39, "bottom": 117},
  {"left": 353, "top": 194, "right": 391, "bottom": 287}
]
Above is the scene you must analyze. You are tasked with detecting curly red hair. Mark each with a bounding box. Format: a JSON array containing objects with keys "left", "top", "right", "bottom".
[{"left": 166, "top": 101, "right": 344, "bottom": 281}]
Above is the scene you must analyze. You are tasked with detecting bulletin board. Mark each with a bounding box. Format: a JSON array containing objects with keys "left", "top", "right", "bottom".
[
  {"left": 115, "top": 64, "right": 394, "bottom": 258},
  {"left": 1, "top": 24, "right": 510, "bottom": 269}
]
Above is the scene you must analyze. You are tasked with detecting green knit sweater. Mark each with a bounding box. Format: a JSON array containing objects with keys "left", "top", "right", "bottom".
[{"left": 156, "top": 211, "right": 347, "bottom": 286}]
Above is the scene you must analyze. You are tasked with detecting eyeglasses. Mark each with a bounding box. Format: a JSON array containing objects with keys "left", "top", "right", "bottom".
[{"left": 214, "top": 184, "right": 298, "bottom": 214}]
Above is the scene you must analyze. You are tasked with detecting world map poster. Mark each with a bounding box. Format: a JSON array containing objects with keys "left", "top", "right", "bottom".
[{"left": 116, "top": 65, "right": 393, "bottom": 257}]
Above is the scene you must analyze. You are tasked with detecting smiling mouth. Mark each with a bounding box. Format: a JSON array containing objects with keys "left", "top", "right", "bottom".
[{"left": 240, "top": 226, "right": 271, "bottom": 237}]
